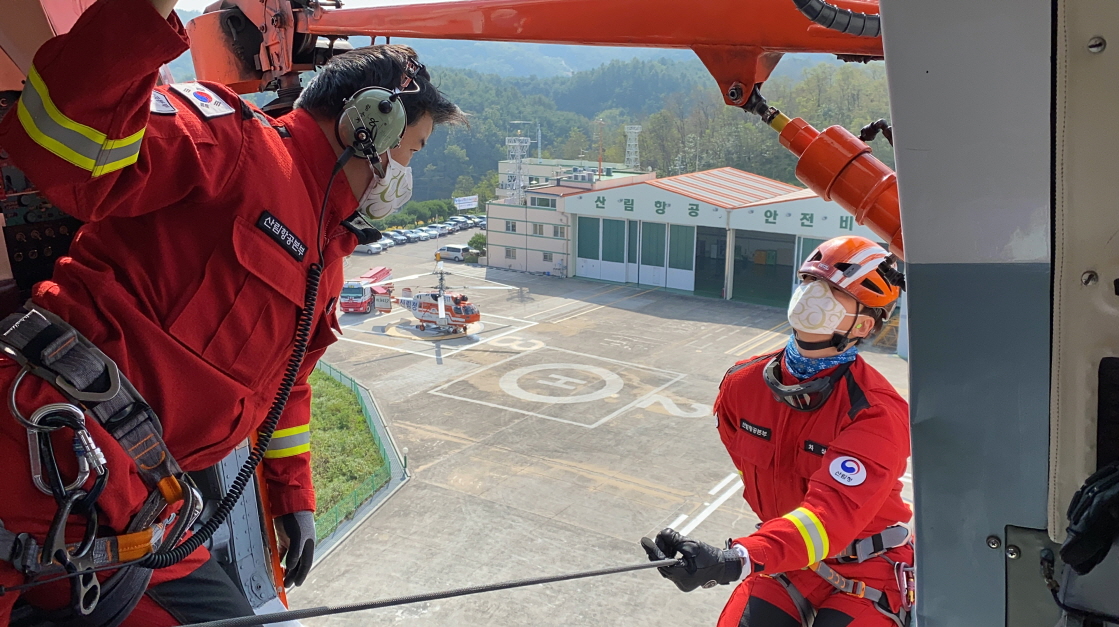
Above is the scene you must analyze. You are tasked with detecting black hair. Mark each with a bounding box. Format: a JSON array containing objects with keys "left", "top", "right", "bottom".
[{"left": 295, "top": 44, "right": 466, "bottom": 127}]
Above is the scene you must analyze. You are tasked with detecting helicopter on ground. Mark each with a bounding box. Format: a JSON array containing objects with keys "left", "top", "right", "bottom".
[{"left": 368, "top": 262, "right": 513, "bottom": 335}]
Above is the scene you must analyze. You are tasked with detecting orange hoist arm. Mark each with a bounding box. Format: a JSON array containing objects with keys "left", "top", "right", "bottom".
[{"left": 188, "top": 0, "right": 882, "bottom": 105}]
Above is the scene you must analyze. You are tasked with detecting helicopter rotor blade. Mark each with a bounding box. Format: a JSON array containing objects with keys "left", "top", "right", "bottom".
[{"left": 438, "top": 294, "right": 447, "bottom": 324}]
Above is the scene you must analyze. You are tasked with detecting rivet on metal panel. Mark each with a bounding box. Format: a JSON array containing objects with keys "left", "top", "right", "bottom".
[
  {"left": 1088, "top": 37, "right": 1107, "bottom": 53},
  {"left": 1081, "top": 271, "right": 1099, "bottom": 286},
  {"left": 986, "top": 535, "right": 1001, "bottom": 550},
  {"left": 1005, "top": 545, "right": 1021, "bottom": 559}
]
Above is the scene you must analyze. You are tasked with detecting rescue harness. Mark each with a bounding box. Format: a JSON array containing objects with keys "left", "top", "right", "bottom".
[
  {"left": 769, "top": 525, "right": 915, "bottom": 627},
  {"left": 0, "top": 305, "right": 202, "bottom": 624},
  {"left": 0, "top": 250, "right": 321, "bottom": 626}
]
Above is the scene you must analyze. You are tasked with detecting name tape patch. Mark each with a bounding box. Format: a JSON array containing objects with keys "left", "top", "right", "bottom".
[
  {"left": 804, "top": 440, "right": 828, "bottom": 456},
  {"left": 169, "top": 82, "right": 235, "bottom": 118},
  {"left": 829, "top": 456, "right": 867, "bottom": 487},
  {"left": 257, "top": 211, "right": 307, "bottom": 262},
  {"left": 150, "top": 91, "right": 177, "bottom": 115},
  {"left": 739, "top": 419, "right": 771, "bottom": 441}
]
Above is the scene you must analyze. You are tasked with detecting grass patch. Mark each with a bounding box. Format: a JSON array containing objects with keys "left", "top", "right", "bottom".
[{"left": 308, "top": 370, "right": 387, "bottom": 516}]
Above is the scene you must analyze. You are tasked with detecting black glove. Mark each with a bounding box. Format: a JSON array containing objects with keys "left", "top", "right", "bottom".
[
  {"left": 641, "top": 528, "right": 742, "bottom": 592},
  {"left": 1061, "top": 462, "right": 1119, "bottom": 575},
  {"left": 279, "top": 511, "right": 316, "bottom": 587}
]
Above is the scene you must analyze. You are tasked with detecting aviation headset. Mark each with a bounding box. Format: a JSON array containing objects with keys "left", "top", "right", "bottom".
[{"left": 333, "top": 57, "right": 423, "bottom": 244}]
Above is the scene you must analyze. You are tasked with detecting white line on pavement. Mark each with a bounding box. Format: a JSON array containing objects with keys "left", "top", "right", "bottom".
[
  {"left": 679, "top": 480, "right": 743, "bottom": 536},
  {"left": 708, "top": 473, "right": 739, "bottom": 495},
  {"left": 668, "top": 514, "right": 689, "bottom": 530}
]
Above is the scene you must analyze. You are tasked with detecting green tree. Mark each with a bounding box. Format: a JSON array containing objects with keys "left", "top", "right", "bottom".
[{"left": 468, "top": 233, "right": 487, "bottom": 255}]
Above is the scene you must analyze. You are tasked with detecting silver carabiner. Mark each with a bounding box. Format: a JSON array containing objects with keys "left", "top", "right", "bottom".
[{"left": 27, "top": 403, "right": 92, "bottom": 496}]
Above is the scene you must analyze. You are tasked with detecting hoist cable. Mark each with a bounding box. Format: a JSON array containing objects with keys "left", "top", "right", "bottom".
[{"left": 183, "top": 558, "right": 682, "bottom": 627}]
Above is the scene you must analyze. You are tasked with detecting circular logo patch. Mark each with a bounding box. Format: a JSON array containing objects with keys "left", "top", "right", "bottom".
[
  {"left": 193, "top": 91, "right": 213, "bottom": 103},
  {"left": 829, "top": 456, "right": 867, "bottom": 486}
]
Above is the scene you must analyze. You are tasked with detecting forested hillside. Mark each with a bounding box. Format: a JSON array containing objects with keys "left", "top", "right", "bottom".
[
  {"left": 165, "top": 9, "right": 889, "bottom": 204},
  {"left": 417, "top": 60, "right": 892, "bottom": 203}
]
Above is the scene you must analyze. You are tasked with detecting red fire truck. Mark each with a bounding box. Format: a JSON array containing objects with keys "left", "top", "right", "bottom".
[{"left": 339, "top": 267, "right": 393, "bottom": 314}]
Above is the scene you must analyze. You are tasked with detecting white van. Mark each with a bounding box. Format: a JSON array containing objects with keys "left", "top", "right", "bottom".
[{"left": 435, "top": 244, "right": 478, "bottom": 262}]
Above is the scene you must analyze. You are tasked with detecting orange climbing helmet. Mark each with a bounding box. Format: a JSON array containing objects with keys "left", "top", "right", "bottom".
[{"left": 799, "top": 236, "right": 905, "bottom": 312}]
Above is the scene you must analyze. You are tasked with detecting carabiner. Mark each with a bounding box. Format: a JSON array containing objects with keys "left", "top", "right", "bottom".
[{"left": 26, "top": 404, "right": 93, "bottom": 497}]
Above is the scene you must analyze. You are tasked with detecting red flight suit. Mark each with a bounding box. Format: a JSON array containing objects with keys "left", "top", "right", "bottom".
[
  {"left": 713, "top": 353, "right": 913, "bottom": 626},
  {"left": 0, "top": 0, "right": 357, "bottom": 620}
]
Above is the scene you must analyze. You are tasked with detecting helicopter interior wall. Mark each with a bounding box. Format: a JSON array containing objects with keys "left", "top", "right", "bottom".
[{"left": 881, "top": 0, "right": 1054, "bottom": 623}]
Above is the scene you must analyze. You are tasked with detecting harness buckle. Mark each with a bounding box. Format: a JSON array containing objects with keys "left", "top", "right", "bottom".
[{"left": 848, "top": 580, "right": 867, "bottom": 598}]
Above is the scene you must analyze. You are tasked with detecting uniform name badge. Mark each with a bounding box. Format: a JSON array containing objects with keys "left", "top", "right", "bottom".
[
  {"left": 169, "top": 82, "right": 235, "bottom": 119},
  {"left": 150, "top": 91, "right": 177, "bottom": 115}
]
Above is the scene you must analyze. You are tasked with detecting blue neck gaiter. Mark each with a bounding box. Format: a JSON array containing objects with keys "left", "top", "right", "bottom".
[{"left": 783, "top": 335, "right": 858, "bottom": 380}]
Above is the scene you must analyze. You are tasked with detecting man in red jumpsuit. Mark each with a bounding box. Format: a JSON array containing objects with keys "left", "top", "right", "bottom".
[
  {"left": 0, "top": 0, "right": 463, "bottom": 623},
  {"left": 643, "top": 236, "right": 914, "bottom": 627}
]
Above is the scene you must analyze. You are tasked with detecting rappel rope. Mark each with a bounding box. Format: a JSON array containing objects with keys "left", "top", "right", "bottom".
[{"left": 182, "top": 558, "right": 682, "bottom": 627}]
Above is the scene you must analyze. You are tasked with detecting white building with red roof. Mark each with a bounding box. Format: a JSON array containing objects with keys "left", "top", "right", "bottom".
[{"left": 486, "top": 166, "right": 881, "bottom": 307}]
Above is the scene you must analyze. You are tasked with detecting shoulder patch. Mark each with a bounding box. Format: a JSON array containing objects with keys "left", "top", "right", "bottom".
[
  {"left": 829, "top": 456, "right": 867, "bottom": 486},
  {"left": 169, "top": 82, "right": 235, "bottom": 119},
  {"left": 150, "top": 91, "right": 177, "bottom": 115}
]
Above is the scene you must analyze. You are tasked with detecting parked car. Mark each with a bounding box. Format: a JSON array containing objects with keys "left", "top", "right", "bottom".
[
  {"left": 436, "top": 244, "right": 481, "bottom": 262},
  {"left": 477, "top": 219, "right": 487, "bottom": 230},
  {"left": 385, "top": 231, "right": 408, "bottom": 245},
  {"left": 448, "top": 216, "right": 472, "bottom": 228},
  {"left": 428, "top": 225, "right": 450, "bottom": 237},
  {"left": 353, "top": 242, "right": 383, "bottom": 254},
  {"left": 466, "top": 215, "right": 485, "bottom": 226},
  {"left": 407, "top": 229, "right": 429, "bottom": 241},
  {"left": 438, "top": 222, "right": 459, "bottom": 233},
  {"left": 378, "top": 236, "right": 395, "bottom": 248}
]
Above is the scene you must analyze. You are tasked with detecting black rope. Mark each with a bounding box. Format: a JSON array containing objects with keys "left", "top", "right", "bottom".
[{"left": 183, "top": 558, "right": 682, "bottom": 627}]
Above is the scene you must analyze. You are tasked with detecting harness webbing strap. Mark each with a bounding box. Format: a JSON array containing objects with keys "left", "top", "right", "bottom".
[
  {"left": 833, "top": 525, "right": 910, "bottom": 564},
  {"left": 0, "top": 306, "right": 184, "bottom": 492},
  {"left": 771, "top": 574, "right": 815, "bottom": 627}
]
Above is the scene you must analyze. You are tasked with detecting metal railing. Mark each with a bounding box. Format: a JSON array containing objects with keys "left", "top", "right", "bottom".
[{"left": 313, "top": 361, "right": 393, "bottom": 542}]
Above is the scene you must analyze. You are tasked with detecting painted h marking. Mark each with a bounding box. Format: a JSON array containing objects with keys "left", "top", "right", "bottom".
[{"left": 537, "top": 374, "right": 587, "bottom": 389}]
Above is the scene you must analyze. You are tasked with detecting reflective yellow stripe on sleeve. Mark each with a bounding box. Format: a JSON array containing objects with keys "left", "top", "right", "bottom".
[
  {"left": 264, "top": 424, "right": 311, "bottom": 459},
  {"left": 782, "top": 507, "right": 830, "bottom": 566},
  {"left": 16, "top": 65, "right": 145, "bottom": 177}
]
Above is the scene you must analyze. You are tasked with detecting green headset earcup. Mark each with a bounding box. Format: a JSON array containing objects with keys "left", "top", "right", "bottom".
[{"left": 335, "top": 86, "right": 408, "bottom": 158}]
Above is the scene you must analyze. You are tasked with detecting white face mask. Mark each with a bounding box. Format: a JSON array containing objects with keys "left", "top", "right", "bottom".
[
  {"left": 787, "top": 280, "right": 856, "bottom": 335},
  {"left": 356, "top": 153, "right": 413, "bottom": 221}
]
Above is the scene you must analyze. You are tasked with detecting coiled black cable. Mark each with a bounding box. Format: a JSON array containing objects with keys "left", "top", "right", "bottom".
[
  {"left": 791, "top": 0, "right": 881, "bottom": 38},
  {"left": 140, "top": 148, "right": 353, "bottom": 569}
]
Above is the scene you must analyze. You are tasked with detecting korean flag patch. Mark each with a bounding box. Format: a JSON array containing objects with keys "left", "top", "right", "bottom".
[{"left": 169, "top": 82, "right": 235, "bottom": 119}]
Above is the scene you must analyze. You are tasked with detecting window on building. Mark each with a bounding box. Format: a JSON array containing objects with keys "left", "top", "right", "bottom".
[
  {"left": 532, "top": 223, "right": 545, "bottom": 236},
  {"left": 505, "top": 221, "right": 517, "bottom": 233},
  {"left": 505, "top": 247, "right": 517, "bottom": 259},
  {"left": 553, "top": 226, "right": 566, "bottom": 238},
  {"left": 529, "top": 197, "right": 557, "bottom": 209},
  {"left": 543, "top": 252, "right": 553, "bottom": 262}
]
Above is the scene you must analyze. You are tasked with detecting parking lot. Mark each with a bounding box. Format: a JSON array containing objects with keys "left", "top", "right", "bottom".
[{"left": 288, "top": 227, "right": 911, "bottom": 626}]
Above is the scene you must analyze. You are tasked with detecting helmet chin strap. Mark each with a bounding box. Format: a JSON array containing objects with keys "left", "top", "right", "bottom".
[{"left": 793, "top": 304, "right": 863, "bottom": 353}]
